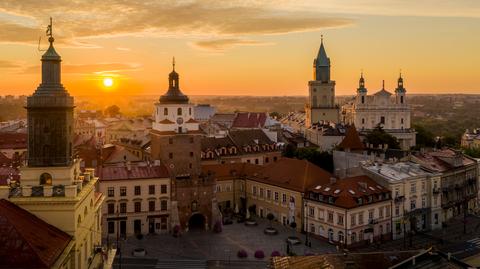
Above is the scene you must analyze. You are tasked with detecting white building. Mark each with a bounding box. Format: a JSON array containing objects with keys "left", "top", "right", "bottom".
[
  {"left": 98, "top": 164, "right": 171, "bottom": 237},
  {"left": 305, "top": 175, "right": 392, "bottom": 247},
  {"left": 362, "top": 162, "right": 442, "bottom": 239},
  {"left": 342, "top": 74, "right": 415, "bottom": 150}
]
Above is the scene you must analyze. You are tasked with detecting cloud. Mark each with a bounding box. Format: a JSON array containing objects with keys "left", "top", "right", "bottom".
[
  {"left": 0, "top": 0, "right": 353, "bottom": 47},
  {"left": 21, "top": 62, "right": 141, "bottom": 75},
  {"left": 192, "top": 39, "right": 272, "bottom": 51},
  {"left": 0, "top": 60, "right": 22, "bottom": 69}
]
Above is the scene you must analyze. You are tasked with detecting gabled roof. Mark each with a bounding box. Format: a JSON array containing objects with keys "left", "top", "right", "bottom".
[
  {"left": 0, "top": 199, "right": 72, "bottom": 268},
  {"left": 337, "top": 125, "right": 364, "bottom": 150},
  {"left": 231, "top": 112, "right": 267, "bottom": 128},
  {"left": 251, "top": 158, "right": 333, "bottom": 193},
  {"left": 228, "top": 129, "right": 274, "bottom": 149},
  {"left": 98, "top": 164, "right": 170, "bottom": 181}
]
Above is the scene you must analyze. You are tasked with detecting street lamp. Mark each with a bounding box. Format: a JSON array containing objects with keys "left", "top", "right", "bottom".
[{"left": 303, "top": 196, "right": 310, "bottom": 247}]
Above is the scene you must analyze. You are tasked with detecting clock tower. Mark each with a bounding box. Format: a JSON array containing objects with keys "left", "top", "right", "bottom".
[{"left": 150, "top": 58, "right": 202, "bottom": 177}]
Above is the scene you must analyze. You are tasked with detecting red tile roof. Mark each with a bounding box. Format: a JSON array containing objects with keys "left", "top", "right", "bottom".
[
  {"left": 202, "top": 163, "right": 262, "bottom": 181},
  {"left": 98, "top": 164, "right": 170, "bottom": 181},
  {"left": 159, "top": 119, "right": 175, "bottom": 124},
  {"left": 308, "top": 175, "right": 391, "bottom": 209},
  {"left": 0, "top": 199, "right": 72, "bottom": 268},
  {"left": 232, "top": 112, "right": 267, "bottom": 128},
  {"left": 186, "top": 118, "right": 199, "bottom": 123},
  {"left": 413, "top": 148, "right": 476, "bottom": 172},
  {"left": 338, "top": 125, "right": 364, "bottom": 150},
  {"left": 252, "top": 158, "right": 333, "bottom": 192},
  {"left": 0, "top": 132, "right": 27, "bottom": 149}
]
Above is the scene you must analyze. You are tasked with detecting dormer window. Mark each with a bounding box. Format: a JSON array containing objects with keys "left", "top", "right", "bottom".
[
  {"left": 164, "top": 108, "right": 168, "bottom": 116},
  {"left": 177, "top": 108, "right": 182, "bottom": 115},
  {"left": 40, "top": 173, "right": 52, "bottom": 185}
]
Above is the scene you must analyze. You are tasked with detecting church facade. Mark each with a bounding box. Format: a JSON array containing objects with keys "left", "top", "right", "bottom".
[
  {"left": 342, "top": 74, "right": 416, "bottom": 150},
  {"left": 305, "top": 38, "right": 340, "bottom": 127},
  {"left": 150, "top": 60, "right": 220, "bottom": 231}
]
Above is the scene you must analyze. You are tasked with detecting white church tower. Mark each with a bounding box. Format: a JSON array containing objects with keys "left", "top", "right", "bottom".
[{"left": 305, "top": 37, "right": 340, "bottom": 127}]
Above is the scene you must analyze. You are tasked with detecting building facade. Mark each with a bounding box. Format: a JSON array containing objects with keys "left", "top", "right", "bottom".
[
  {"left": 342, "top": 74, "right": 415, "bottom": 150},
  {"left": 305, "top": 175, "right": 392, "bottom": 247},
  {"left": 362, "top": 162, "right": 442, "bottom": 239},
  {"left": 98, "top": 164, "right": 171, "bottom": 237},
  {"left": 305, "top": 38, "right": 340, "bottom": 127}
]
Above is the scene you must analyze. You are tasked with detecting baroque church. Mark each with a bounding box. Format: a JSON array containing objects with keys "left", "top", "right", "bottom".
[
  {"left": 150, "top": 59, "right": 221, "bottom": 231},
  {"left": 341, "top": 74, "right": 416, "bottom": 150}
]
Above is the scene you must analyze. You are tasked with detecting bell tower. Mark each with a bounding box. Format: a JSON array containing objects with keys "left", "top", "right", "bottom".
[
  {"left": 26, "top": 18, "right": 74, "bottom": 167},
  {"left": 305, "top": 36, "right": 339, "bottom": 127},
  {"left": 395, "top": 71, "right": 406, "bottom": 105}
]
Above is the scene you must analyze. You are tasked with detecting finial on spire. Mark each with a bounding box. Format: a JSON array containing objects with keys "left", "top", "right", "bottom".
[
  {"left": 321, "top": 34, "right": 323, "bottom": 44},
  {"left": 399, "top": 68, "right": 402, "bottom": 78},
  {"left": 360, "top": 69, "right": 363, "bottom": 78},
  {"left": 382, "top": 80, "right": 385, "bottom": 89},
  {"left": 172, "top": 57, "right": 175, "bottom": 71},
  {"left": 46, "top": 17, "right": 54, "bottom": 44}
]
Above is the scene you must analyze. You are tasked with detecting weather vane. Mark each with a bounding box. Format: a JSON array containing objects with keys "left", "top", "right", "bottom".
[{"left": 38, "top": 17, "right": 54, "bottom": 51}]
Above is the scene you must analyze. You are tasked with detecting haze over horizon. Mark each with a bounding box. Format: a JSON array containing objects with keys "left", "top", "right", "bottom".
[{"left": 0, "top": 0, "right": 479, "bottom": 97}]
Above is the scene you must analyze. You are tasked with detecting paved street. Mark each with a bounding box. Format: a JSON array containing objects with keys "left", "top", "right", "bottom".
[{"left": 114, "top": 218, "right": 336, "bottom": 261}]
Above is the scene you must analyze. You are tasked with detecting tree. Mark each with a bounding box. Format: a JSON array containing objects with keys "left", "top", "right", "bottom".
[
  {"left": 269, "top": 111, "right": 281, "bottom": 119},
  {"left": 365, "top": 124, "right": 400, "bottom": 149},
  {"left": 413, "top": 124, "right": 436, "bottom": 149},
  {"left": 104, "top": 105, "right": 121, "bottom": 117},
  {"left": 267, "top": 213, "right": 274, "bottom": 228},
  {"left": 464, "top": 147, "right": 480, "bottom": 158},
  {"left": 286, "top": 147, "right": 334, "bottom": 172}
]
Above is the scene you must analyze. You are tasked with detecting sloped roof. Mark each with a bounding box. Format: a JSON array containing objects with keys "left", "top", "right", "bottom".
[
  {"left": 0, "top": 132, "right": 27, "bottom": 149},
  {"left": 201, "top": 136, "right": 235, "bottom": 151},
  {"left": 337, "top": 125, "right": 364, "bottom": 150},
  {"left": 231, "top": 112, "right": 267, "bottom": 128},
  {"left": 228, "top": 129, "right": 274, "bottom": 148},
  {"left": 98, "top": 164, "right": 170, "bottom": 181},
  {"left": 252, "top": 158, "right": 333, "bottom": 193},
  {"left": 202, "top": 163, "right": 261, "bottom": 181},
  {"left": 0, "top": 199, "right": 72, "bottom": 268}
]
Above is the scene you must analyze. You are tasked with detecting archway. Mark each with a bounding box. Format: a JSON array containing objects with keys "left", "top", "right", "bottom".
[{"left": 188, "top": 213, "right": 206, "bottom": 230}]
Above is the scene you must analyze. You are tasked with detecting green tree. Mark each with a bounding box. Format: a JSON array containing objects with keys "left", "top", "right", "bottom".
[
  {"left": 413, "top": 124, "right": 436, "bottom": 149},
  {"left": 464, "top": 147, "right": 480, "bottom": 158},
  {"left": 365, "top": 124, "right": 400, "bottom": 149},
  {"left": 286, "top": 147, "right": 334, "bottom": 172}
]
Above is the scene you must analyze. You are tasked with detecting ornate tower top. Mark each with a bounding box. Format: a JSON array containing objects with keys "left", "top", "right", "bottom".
[
  {"left": 357, "top": 71, "right": 367, "bottom": 93},
  {"left": 396, "top": 70, "right": 406, "bottom": 93},
  {"left": 313, "top": 35, "right": 331, "bottom": 83},
  {"left": 159, "top": 57, "right": 189, "bottom": 104}
]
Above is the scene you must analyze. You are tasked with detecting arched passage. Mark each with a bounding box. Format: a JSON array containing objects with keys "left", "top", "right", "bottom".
[{"left": 188, "top": 213, "right": 206, "bottom": 230}]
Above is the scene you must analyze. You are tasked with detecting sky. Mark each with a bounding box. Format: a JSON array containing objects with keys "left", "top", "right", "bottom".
[{"left": 0, "top": 0, "right": 479, "bottom": 97}]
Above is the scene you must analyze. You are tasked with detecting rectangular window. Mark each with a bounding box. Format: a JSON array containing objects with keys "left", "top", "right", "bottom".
[
  {"left": 395, "top": 206, "right": 400, "bottom": 216},
  {"left": 108, "top": 222, "right": 115, "bottom": 234},
  {"left": 351, "top": 214, "right": 356, "bottom": 226},
  {"left": 120, "top": 187, "right": 127, "bottom": 197},
  {"left": 421, "top": 181, "right": 426, "bottom": 192},
  {"left": 327, "top": 211, "right": 334, "bottom": 223},
  {"left": 107, "top": 187, "right": 114, "bottom": 197},
  {"left": 410, "top": 199, "right": 416, "bottom": 210},
  {"left": 134, "top": 202, "right": 141, "bottom": 213},
  {"left": 385, "top": 205, "right": 391, "bottom": 217},
  {"left": 134, "top": 186, "right": 141, "bottom": 196},
  {"left": 338, "top": 214, "right": 344, "bottom": 225},
  {"left": 260, "top": 188, "right": 264, "bottom": 198},
  {"left": 120, "top": 203, "right": 127, "bottom": 213},
  {"left": 149, "top": 201, "right": 155, "bottom": 212},
  {"left": 226, "top": 184, "right": 231, "bottom": 192},
  {"left": 422, "top": 197, "right": 426, "bottom": 208},
  {"left": 161, "top": 200, "right": 167, "bottom": 211},
  {"left": 274, "top": 192, "right": 279, "bottom": 201},
  {"left": 410, "top": 182, "right": 416, "bottom": 193},
  {"left": 149, "top": 185, "right": 155, "bottom": 195},
  {"left": 253, "top": 186, "right": 257, "bottom": 196},
  {"left": 308, "top": 206, "right": 315, "bottom": 217},
  {"left": 368, "top": 210, "right": 374, "bottom": 221},
  {"left": 394, "top": 187, "right": 400, "bottom": 197},
  {"left": 169, "top": 153, "right": 173, "bottom": 159},
  {"left": 379, "top": 207, "right": 384, "bottom": 219},
  {"left": 216, "top": 185, "right": 221, "bottom": 192},
  {"left": 282, "top": 193, "right": 287, "bottom": 203},
  {"left": 267, "top": 190, "right": 271, "bottom": 200},
  {"left": 358, "top": 212, "right": 364, "bottom": 225},
  {"left": 161, "top": 184, "right": 167, "bottom": 194},
  {"left": 108, "top": 203, "right": 115, "bottom": 214}
]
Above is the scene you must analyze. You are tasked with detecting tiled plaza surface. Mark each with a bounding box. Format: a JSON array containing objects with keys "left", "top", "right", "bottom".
[{"left": 114, "top": 218, "right": 336, "bottom": 261}]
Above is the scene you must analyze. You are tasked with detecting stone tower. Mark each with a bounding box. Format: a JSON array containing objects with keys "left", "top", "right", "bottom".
[
  {"left": 305, "top": 37, "right": 340, "bottom": 127},
  {"left": 26, "top": 29, "right": 74, "bottom": 167}
]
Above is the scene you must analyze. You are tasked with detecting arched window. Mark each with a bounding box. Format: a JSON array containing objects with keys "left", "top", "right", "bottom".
[
  {"left": 361, "top": 118, "right": 365, "bottom": 124},
  {"left": 164, "top": 108, "right": 168, "bottom": 116},
  {"left": 40, "top": 173, "right": 52, "bottom": 185},
  {"left": 351, "top": 232, "right": 356, "bottom": 243},
  {"left": 361, "top": 96, "right": 365, "bottom": 104},
  {"left": 338, "top": 231, "right": 344, "bottom": 243},
  {"left": 400, "top": 96, "right": 404, "bottom": 104},
  {"left": 77, "top": 215, "right": 82, "bottom": 225},
  {"left": 177, "top": 108, "right": 182, "bottom": 115},
  {"left": 84, "top": 206, "right": 88, "bottom": 217},
  {"left": 189, "top": 108, "right": 192, "bottom": 115}
]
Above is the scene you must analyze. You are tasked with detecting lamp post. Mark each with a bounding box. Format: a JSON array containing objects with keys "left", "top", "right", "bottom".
[{"left": 303, "top": 196, "right": 309, "bottom": 247}]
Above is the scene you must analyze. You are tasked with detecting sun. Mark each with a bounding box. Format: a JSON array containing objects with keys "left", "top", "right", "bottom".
[{"left": 103, "top": 77, "right": 114, "bottom": 87}]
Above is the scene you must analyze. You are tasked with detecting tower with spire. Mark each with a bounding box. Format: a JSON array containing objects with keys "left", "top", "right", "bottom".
[
  {"left": 305, "top": 36, "right": 340, "bottom": 127},
  {"left": 8, "top": 18, "right": 105, "bottom": 269},
  {"left": 395, "top": 71, "right": 406, "bottom": 105}
]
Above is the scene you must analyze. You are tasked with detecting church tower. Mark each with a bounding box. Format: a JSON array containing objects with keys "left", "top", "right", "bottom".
[
  {"left": 395, "top": 72, "right": 407, "bottom": 105},
  {"left": 305, "top": 37, "right": 340, "bottom": 127},
  {"left": 356, "top": 72, "right": 368, "bottom": 105},
  {"left": 9, "top": 18, "right": 105, "bottom": 269}
]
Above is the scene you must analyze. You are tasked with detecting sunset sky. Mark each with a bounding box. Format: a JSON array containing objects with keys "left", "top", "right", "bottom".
[{"left": 0, "top": 0, "right": 479, "bottom": 96}]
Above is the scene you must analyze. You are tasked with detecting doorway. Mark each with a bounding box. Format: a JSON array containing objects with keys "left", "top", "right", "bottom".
[
  {"left": 134, "top": 219, "right": 142, "bottom": 234},
  {"left": 149, "top": 218, "right": 155, "bottom": 234},
  {"left": 188, "top": 213, "right": 206, "bottom": 230},
  {"left": 120, "top": 221, "right": 126, "bottom": 238}
]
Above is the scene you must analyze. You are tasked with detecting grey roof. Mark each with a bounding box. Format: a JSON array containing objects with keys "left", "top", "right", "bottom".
[
  {"left": 315, "top": 41, "right": 330, "bottom": 67},
  {"left": 159, "top": 70, "right": 189, "bottom": 104}
]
